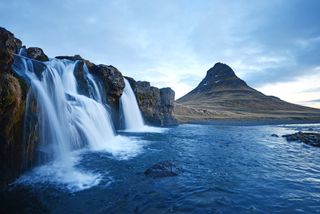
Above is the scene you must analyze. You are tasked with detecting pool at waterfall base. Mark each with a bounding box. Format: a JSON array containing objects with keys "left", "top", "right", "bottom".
[{"left": 2, "top": 122, "right": 320, "bottom": 213}]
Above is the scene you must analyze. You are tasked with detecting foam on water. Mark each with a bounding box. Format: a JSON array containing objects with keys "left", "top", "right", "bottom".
[
  {"left": 91, "top": 135, "right": 146, "bottom": 160},
  {"left": 15, "top": 152, "right": 102, "bottom": 192}
]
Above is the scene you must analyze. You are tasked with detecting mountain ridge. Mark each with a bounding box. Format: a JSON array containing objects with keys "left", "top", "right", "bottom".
[{"left": 175, "top": 63, "right": 320, "bottom": 122}]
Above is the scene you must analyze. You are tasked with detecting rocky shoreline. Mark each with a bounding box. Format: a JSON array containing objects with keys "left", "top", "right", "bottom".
[{"left": 283, "top": 132, "right": 320, "bottom": 147}]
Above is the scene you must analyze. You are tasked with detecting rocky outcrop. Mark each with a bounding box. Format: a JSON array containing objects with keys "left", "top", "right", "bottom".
[
  {"left": 0, "top": 27, "right": 26, "bottom": 189},
  {"left": 283, "top": 132, "right": 320, "bottom": 147},
  {"left": 90, "top": 65, "right": 125, "bottom": 105},
  {"left": 160, "top": 88, "right": 176, "bottom": 125},
  {"left": 125, "top": 77, "right": 177, "bottom": 126},
  {"left": 0, "top": 27, "right": 22, "bottom": 71},
  {"left": 26, "top": 47, "right": 49, "bottom": 61},
  {"left": 144, "top": 161, "right": 181, "bottom": 178}
]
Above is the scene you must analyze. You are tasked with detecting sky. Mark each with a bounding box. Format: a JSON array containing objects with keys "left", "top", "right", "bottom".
[{"left": 1, "top": 0, "right": 320, "bottom": 108}]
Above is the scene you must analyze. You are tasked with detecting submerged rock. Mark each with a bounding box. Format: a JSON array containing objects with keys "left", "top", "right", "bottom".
[
  {"left": 283, "top": 132, "right": 320, "bottom": 147},
  {"left": 144, "top": 161, "right": 182, "bottom": 178}
]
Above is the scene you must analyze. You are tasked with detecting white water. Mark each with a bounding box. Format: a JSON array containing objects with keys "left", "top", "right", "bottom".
[
  {"left": 12, "top": 55, "right": 143, "bottom": 191},
  {"left": 120, "top": 78, "right": 164, "bottom": 133},
  {"left": 120, "top": 78, "right": 145, "bottom": 130}
]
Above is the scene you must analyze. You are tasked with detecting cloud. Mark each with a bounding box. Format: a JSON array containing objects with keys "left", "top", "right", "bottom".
[
  {"left": 308, "top": 99, "right": 320, "bottom": 103},
  {"left": 0, "top": 0, "right": 320, "bottom": 105}
]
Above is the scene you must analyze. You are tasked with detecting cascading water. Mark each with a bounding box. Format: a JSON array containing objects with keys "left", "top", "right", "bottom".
[
  {"left": 12, "top": 53, "right": 143, "bottom": 191},
  {"left": 13, "top": 55, "right": 117, "bottom": 158},
  {"left": 120, "top": 79, "right": 145, "bottom": 131},
  {"left": 120, "top": 78, "right": 166, "bottom": 133}
]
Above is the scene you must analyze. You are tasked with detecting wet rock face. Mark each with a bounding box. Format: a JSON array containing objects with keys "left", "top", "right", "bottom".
[
  {"left": 160, "top": 88, "right": 177, "bottom": 125},
  {"left": 0, "top": 27, "right": 22, "bottom": 71},
  {"left": 91, "top": 65, "right": 125, "bottom": 105},
  {"left": 0, "top": 27, "right": 26, "bottom": 190},
  {"left": 26, "top": 47, "right": 49, "bottom": 61},
  {"left": 126, "top": 77, "right": 177, "bottom": 126},
  {"left": 283, "top": 132, "right": 320, "bottom": 147},
  {"left": 144, "top": 161, "right": 182, "bottom": 178},
  {"left": 0, "top": 73, "right": 26, "bottom": 186}
]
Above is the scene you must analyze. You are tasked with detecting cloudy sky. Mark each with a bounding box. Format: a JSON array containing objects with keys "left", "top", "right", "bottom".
[{"left": 1, "top": 0, "right": 320, "bottom": 107}]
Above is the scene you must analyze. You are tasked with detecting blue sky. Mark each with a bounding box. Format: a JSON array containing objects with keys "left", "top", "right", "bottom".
[{"left": 1, "top": 0, "right": 320, "bottom": 107}]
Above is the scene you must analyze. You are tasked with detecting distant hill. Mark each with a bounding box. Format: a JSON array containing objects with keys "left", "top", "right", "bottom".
[{"left": 174, "top": 63, "right": 320, "bottom": 122}]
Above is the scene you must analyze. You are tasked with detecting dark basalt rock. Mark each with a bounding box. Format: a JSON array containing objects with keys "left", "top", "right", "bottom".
[
  {"left": 0, "top": 27, "right": 26, "bottom": 190},
  {"left": 185, "top": 62, "right": 248, "bottom": 95},
  {"left": 91, "top": 65, "right": 125, "bottom": 105},
  {"left": 283, "top": 132, "right": 320, "bottom": 147},
  {"left": 160, "top": 88, "right": 177, "bottom": 125},
  {"left": 144, "top": 161, "right": 181, "bottom": 178},
  {"left": 125, "top": 77, "right": 177, "bottom": 126},
  {"left": 26, "top": 47, "right": 49, "bottom": 61},
  {"left": 0, "top": 27, "right": 22, "bottom": 71}
]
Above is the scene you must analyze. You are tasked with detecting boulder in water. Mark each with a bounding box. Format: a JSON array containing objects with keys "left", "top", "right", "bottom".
[
  {"left": 144, "top": 161, "right": 182, "bottom": 178},
  {"left": 283, "top": 132, "right": 320, "bottom": 147}
]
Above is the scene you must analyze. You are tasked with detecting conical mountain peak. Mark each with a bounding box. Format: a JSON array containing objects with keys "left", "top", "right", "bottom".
[
  {"left": 206, "top": 62, "right": 236, "bottom": 79},
  {"left": 184, "top": 62, "right": 248, "bottom": 97}
]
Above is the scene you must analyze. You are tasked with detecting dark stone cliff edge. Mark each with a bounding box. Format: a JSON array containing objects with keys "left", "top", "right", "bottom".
[
  {"left": 0, "top": 27, "right": 25, "bottom": 190},
  {"left": 0, "top": 27, "right": 177, "bottom": 189},
  {"left": 125, "top": 77, "right": 177, "bottom": 126}
]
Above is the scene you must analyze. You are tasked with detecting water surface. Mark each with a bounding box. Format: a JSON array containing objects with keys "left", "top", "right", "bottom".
[{"left": 4, "top": 123, "right": 320, "bottom": 213}]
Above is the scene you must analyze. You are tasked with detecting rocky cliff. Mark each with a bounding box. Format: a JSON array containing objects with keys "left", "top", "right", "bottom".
[
  {"left": 0, "top": 27, "right": 177, "bottom": 189},
  {"left": 125, "top": 77, "right": 177, "bottom": 126},
  {"left": 0, "top": 27, "right": 26, "bottom": 189}
]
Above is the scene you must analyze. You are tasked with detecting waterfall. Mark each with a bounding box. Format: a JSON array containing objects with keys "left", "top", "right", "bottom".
[
  {"left": 13, "top": 56, "right": 118, "bottom": 161},
  {"left": 120, "top": 79, "right": 147, "bottom": 131},
  {"left": 12, "top": 54, "right": 143, "bottom": 191}
]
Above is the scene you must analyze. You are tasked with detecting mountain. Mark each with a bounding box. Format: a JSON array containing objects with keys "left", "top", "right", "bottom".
[{"left": 175, "top": 63, "right": 320, "bottom": 122}]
